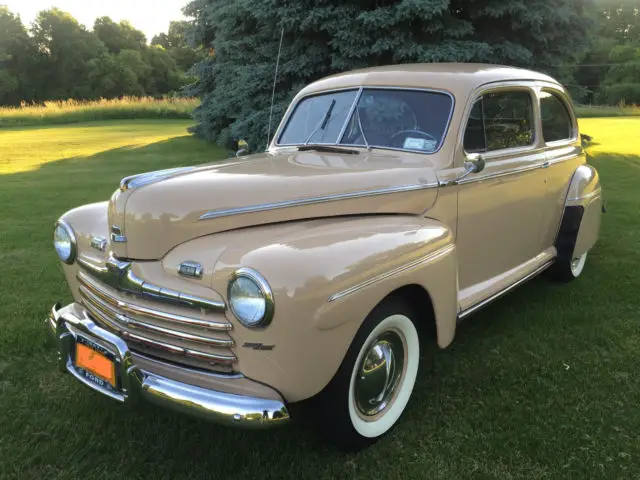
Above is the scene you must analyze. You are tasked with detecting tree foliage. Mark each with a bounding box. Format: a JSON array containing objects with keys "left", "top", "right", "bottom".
[
  {"left": 152, "top": 21, "right": 205, "bottom": 72},
  {"left": 0, "top": 7, "right": 202, "bottom": 106},
  {"left": 575, "top": 2, "right": 640, "bottom": 104},
  {"left": 94, "top": 17, "right": 147, "bottom": 54},
  {"left": 0, "top": 6, "right": 44, "bottom": 104},
  {"left": 185, "top": 0, "right": 596, "bottom": 150}
]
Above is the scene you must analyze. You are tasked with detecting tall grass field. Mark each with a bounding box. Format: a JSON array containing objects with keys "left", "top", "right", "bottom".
[{"left": 0, "top": 97, "right": 198, "bottom": 127}]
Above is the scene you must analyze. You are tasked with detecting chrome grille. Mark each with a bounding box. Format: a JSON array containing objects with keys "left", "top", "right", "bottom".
[{"left": 76, "top": 271, "right": 236, "bottom": 373}]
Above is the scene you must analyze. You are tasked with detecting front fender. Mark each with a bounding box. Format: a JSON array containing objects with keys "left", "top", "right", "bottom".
[{"left": 164, "top": 216, "right": 456, "bottom": 402}]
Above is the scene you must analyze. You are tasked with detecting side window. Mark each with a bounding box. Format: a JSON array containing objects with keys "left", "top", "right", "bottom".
[
  {"left": 463, "top": 90, "right": 535, "bottom": 153},
  {"left": 540, "top": 91, "right": 574, "bottom": 142},
  {"left": 463, "top": 100, "right": 486, "bottom": 153}
]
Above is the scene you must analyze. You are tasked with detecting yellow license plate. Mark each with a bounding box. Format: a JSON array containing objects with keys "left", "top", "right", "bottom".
[{"left": 75, "top": 342, "right": 116, "bottom": 387}]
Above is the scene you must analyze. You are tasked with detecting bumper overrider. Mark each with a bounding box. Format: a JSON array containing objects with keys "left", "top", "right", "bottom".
[{"left": 46, "top": 303, "right": 290, "bottom": 428}]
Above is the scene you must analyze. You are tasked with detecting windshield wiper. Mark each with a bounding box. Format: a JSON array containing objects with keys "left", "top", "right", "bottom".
[
  {"left": 297, "top": 145, "right": 359, "bottom": 155},
  {"left": 304, "top": 99, "right": 337, "bottom": 145}
]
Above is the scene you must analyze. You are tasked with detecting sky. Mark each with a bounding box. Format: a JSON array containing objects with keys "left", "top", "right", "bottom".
[{"left": 4, "top": 0, "right": 190, "bottom": 41}]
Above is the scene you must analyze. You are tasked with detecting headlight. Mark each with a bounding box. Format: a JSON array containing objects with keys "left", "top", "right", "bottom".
[
  {"left": 227, "top": 268, "right": 274, "bottom": 328},
  {"left": 53, "top": 220, "right": 77, "bottom": 264}
]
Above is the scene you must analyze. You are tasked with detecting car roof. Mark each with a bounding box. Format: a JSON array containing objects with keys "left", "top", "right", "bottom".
[{"left": 297, "top": 63, "right": 561, "bottom": 99}]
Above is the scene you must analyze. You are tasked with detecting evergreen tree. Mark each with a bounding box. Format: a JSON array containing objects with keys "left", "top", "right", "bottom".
[{"left": 185, "top": 0, "right": 595, "bottom": 150}]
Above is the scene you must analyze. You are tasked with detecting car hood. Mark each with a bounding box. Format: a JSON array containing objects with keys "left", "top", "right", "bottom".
[{"left": 108, "top": 148, "right": 441, "bottom": 260}]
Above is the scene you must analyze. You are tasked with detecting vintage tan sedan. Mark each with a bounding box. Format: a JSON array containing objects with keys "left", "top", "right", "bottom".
[{"left": 47, "top": 64, "right": 602, "bottom": 450}]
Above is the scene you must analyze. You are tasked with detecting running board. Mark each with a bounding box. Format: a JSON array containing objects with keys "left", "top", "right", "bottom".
[{"left": 457, "top": 260, "right": 554, "bottom": 322}]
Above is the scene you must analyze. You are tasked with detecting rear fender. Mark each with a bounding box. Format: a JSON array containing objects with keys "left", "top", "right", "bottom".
[{"left": 560, "top": 165, "right": 602, "bottom": 257}]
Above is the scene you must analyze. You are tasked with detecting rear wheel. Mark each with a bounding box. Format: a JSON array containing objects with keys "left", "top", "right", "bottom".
[
  {"left": 306, "top": 298, "right": 420, "bottom": 451},
  {"left": 551, "top": 251, "right": 588, "bottom": 282}
]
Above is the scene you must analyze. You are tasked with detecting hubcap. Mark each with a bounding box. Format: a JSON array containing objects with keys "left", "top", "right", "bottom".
[
  {"left": 570, "top": 252, "right": 587, "bottom": 276},
  {"left": 353, "top": 330, "right": 405, "bottom": 418}
]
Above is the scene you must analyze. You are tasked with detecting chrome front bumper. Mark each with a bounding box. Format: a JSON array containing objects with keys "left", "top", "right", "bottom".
[{"left": 46, "top": 303, "right": 290, "bottom": 428}]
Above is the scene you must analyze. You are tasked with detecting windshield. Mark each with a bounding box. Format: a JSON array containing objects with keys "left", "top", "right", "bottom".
[{"left": 277, "top": 88, "right": 453, "bottom": 154}]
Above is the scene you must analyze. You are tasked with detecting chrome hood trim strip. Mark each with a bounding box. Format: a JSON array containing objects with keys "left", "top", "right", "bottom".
[
  {"left": 199, "top": 182, "right": 438, "bottom": 221},
  {"left": 120, "top": 167, "right": 196, "bottom": 192}
]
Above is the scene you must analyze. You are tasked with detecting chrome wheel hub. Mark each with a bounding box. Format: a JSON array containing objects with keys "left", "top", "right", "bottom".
[{"left": 353, "top": 330, "right": 406, "bottom": 418}]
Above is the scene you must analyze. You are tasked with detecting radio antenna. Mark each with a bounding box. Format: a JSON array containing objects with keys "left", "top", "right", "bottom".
[{"left": 266, "top": 26, "right": 285, "bottom": 150}]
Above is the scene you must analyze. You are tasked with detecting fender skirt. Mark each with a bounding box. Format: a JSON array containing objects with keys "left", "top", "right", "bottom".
[{"left": 554, "top": 206, "right": 584, "bottom": 264}]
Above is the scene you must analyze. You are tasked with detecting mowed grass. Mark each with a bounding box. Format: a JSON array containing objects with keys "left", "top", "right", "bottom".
[
  {"left": 0, "top": 97, "right": 197, "bottom": 128},
  {"left": 0, "top": 118, "right": 639, "bottom": 479}
]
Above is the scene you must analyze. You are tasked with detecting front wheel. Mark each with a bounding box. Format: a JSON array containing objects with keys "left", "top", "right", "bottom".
[{"left": 308, "top": 299, "right": 420, "bottom": 451}]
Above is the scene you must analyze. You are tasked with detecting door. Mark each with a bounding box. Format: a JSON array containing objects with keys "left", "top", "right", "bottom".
[
  {"left": 537, "top": 87, "right": 585, "bottom": 249},
  {"left": 456, "top": 87, "right": 547, "bottom": 308}
]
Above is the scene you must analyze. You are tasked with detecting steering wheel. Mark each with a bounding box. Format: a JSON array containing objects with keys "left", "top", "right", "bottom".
[{"left": 389, "top": 129, "right": 438, "bottom": 149}]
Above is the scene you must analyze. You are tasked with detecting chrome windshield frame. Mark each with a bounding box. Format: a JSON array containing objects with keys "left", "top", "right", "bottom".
[{"left": 274, "top": 86, "right": 456, "bottom": 155}]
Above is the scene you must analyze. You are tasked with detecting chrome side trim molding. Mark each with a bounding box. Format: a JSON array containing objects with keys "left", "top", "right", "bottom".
[
  {"left": 456, "top": 162, "right": 542, "bottom": 185},
  {"left": 199, "top": 182, "right": 438, "bottom": 221},
  {"left": 442, "top": 152, "right": 581, "bottom": 188},
  {"left": 328, "top": 244, "right": 455, "bottom": 302},
  {"left": 457, "top": 260, "right": 553, "bottom": 321},
  {"left": 77, "top": 254, "right": 226, "bottom": 312}
]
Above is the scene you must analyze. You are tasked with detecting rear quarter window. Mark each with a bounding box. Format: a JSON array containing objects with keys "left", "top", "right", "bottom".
[{"left": 540, "top": 91, "right": 575, "bottom": 143}]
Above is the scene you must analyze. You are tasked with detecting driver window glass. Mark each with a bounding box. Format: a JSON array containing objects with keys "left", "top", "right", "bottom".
[
  {"left": 340, "top": 89, "right": 453, "bottom": 153},
  {"left": 463, "top": 90, "right": 534, "bottom": 153}
]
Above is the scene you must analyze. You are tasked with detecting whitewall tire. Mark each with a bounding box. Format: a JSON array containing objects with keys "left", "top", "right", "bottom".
[
  {"left": 570, "top": 252, "right": 588, "bottom": 278},
  {"left": 347, "top": 314, "right": 419, "bottom": 438},
  {"left": 302, "top": 297, "right": 422, "bottom": 451},
  {"left": 551, "top": 250, "right": 589, "bottom": 282}
]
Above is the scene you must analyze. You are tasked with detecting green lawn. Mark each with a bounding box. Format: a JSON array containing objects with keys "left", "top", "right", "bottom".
[{"left": 0, "top": 119, "right": 639, "bottom": 479}]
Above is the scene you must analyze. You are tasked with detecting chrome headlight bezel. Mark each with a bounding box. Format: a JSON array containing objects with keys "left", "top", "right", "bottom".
[
  {"left": 53, "top": 219, "right": 77, "bottom": 265},
  {"left": 227, "top": 267, "right": 274, "bottom": 328}
]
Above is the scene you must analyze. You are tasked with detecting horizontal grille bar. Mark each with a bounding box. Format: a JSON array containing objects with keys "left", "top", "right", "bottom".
[
  {"left": 81, "top": 297, "right": 236, "bottom": 365},
  {"left": 79, "top": 285, "right": 234, "bottom": 348},
  {"left": 77, "top": 272, "right": 232, "bottom": 332}
]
